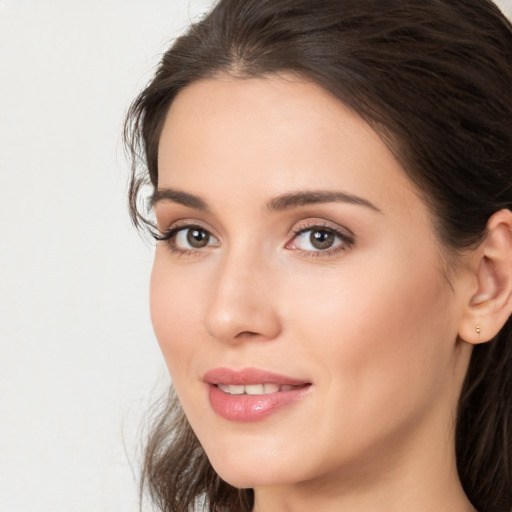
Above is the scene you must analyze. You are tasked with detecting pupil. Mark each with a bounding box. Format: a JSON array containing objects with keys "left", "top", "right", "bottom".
[
  {"left": 311, "top": 230, "right": 334, "bottom": 249},
  {"left": 187, "top": 228, "right": 209, "bottom": 248}
]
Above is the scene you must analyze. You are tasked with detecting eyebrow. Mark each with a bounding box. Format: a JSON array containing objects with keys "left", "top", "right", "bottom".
[
  {"left": 150, "top": 188, "right": 209, "bottom": 210},
  {"left": 151, "top": 187, "right": 381, "bottom": 213},
  {"left": 267, "top": 190, "right": 382, "bottom": 213}
]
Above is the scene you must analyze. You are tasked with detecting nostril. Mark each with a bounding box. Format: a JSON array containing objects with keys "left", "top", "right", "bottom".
[{"left": 235, "top": 331, "right": 259, "bottom": 339}]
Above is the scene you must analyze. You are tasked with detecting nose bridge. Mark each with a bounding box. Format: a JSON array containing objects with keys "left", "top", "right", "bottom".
[{"left": 204, "top": 242, "right": 281, "bottom": 344}]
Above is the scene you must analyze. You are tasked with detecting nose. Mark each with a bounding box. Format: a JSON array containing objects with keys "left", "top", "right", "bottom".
[{"left": 204, "top": 250, "right": 282, "bottom": 344}]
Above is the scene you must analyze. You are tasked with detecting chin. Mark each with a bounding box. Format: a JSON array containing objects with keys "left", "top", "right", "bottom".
[
  {"left": 203, "top": 444, "right": 310, "bottom": 490},
  {"left": 210, "top": 464, "right": 287, "bottom": 490},
  {"left": 215, "top": 472, "right": 261, "bottom": 490}
]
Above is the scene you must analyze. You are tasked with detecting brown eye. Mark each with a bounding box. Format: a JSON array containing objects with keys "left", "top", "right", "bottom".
[
  {"left": 186, "top": 228, "right": 210, "bottom": 248},
  {"left": 287, "top": 225, "right": 351, "bottom": 254},
  {"left": 178, "top": 227, "right": 211, "bottom": 248},
  {"left": 160, "top": 225, "right": 219, "bottom": 252},
  {"left": 310, "top": 230, "right": 335, "bottom": 250}
]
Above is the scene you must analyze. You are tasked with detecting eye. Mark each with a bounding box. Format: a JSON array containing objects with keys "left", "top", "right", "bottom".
[
  {"left": 155, "top": 224, "right": 219, "bottom": 253},
  {"left": 287, "top": 225, "right": 352, "bottom": 254},
  {"left": 175, "top": 227, "right": 212, "bottom": 249}
]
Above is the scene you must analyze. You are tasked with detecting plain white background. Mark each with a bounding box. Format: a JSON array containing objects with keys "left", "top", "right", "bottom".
[
  {"left": 0, "top": 1, "right": 215, "bottom": 511},
  {"left": 1, "top": 1, "right": 511, "bottom": 511}
]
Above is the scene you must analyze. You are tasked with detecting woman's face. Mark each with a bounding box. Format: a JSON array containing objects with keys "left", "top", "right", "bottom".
[{"left": 151, "top": 76, "right": 472, "bottom": 491}]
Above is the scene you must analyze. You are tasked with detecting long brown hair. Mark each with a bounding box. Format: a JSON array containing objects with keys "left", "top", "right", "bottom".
[{"left": 124, "top": 1, "right": 512, "bottom": 511}]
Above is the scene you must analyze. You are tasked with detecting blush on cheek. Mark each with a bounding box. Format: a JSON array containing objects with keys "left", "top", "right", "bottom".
[
  {"left": 150, "top": 274, "right": 182, "bottom": 359},
  {"left": 305, "top": 256, "right": 453, "bottom": 429}
]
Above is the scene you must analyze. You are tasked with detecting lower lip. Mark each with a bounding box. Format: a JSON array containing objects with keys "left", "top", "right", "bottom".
[{"left": 207, "top": 384, "right": 311, "bottom": 422}]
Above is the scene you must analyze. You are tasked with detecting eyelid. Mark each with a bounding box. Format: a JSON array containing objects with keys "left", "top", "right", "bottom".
[
  {"left": 289, "top": 219, "right": 354, "bottom": 238},
  {"left": 285, "top": 220, "right": 355, "bottom": 255},
  {"left": 153, "top": 220, "right": 220, "bottom": 252},
  {"left": 153, "top": 217, "right": 354, "bottom": 257},
  {"left": 155, "top": 218, "right": 215, "bottom": 237}
]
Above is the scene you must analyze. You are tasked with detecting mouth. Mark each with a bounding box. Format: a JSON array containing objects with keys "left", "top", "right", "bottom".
[
  {"left": 203, "top": 368, "right": 312, "bottom": 422},
  {"left": 216, "top": 383, "right": 308, "bottom": 395}
]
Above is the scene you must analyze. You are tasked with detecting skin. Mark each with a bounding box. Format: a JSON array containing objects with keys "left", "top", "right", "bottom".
[{"left": 150, "top": 76, "right": 480, "bottom": 512}]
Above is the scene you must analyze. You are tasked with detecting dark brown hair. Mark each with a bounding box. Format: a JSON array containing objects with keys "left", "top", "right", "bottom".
[{"left": 124, "top": 1, "right": 512, "bottom": 511}]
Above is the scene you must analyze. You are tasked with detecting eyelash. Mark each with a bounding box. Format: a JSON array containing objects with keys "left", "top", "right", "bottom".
[
  {"left": 287, "top": 223, "right": 354, "bottom": 257},
  {"left": 154, "top": 222, "right": 214, "bottom": 256},
  {"left": 154, "top": 222, "right": 354, "bottom": 257}
]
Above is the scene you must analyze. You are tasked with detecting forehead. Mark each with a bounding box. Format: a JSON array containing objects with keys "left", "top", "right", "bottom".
[{"left": 157, "top": 75, "right": 423, "bottom": 220}]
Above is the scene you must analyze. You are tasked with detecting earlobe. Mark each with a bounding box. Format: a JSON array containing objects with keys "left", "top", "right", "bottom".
[{"left": 458, "top": 209, "right": 512, "bottom": 345}]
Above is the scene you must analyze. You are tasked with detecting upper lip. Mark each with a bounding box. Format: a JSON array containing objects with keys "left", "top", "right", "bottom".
[{"left": 203, "top": 367, "right": 310, "bottom": 386}]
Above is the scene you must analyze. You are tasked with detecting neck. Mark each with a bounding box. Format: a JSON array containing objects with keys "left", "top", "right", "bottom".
[{"left": 253, "top": 468, "right": 474, "bottom": 512}]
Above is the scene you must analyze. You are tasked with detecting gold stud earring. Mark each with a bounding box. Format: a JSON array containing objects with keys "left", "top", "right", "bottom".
[{"left": 476, "top": 325, "right": 481, "bottom": 335}]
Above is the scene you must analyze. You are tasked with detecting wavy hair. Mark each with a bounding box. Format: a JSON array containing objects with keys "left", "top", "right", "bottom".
[{"left": 124, "top": 1, "right": 512, "bottom": 510}]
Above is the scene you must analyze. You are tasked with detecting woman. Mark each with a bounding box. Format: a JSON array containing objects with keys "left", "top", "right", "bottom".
[{"left": 124, "top": 0, "right": 512, "bottom": 511}]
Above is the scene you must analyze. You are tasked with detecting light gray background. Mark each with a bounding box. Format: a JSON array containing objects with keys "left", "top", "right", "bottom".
[
  {"left": 0, "top": 1, "right": 215, "bottom": 511},
  {"left": 1, "top": 1, "right": 511, "bottom": 511}
]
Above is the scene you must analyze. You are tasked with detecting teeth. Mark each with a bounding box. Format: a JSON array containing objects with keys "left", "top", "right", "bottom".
[
  {"left": 245, "top": 384, "right": 264, "bottom": 395},
  {"left": 229, "top": 384, "right": 245, "bottom": 395},
  {"left": 217, "top": 383, "right": 296, "bottom": 395},
  {"left": 264, "top": 383, "right": 280, "bottom": 393},
  {"left": 217, "top": 384, "right": 230, "bottom": 393}
]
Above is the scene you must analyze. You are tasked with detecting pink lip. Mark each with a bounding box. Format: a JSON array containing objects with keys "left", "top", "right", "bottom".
[
  {"left": 203, "top": 367, "right": 308, "bottom": 386},
  {"left": 203, "top": 367, "right": 312, "bottom": 422}
]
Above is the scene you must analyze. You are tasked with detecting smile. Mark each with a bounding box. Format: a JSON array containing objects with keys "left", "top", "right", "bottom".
[
  {"left": 217, "top": 383, "right": 301, "bottom": 395},
  {"left": 203, "top": 368, "right": 312, "bottom": 422}
]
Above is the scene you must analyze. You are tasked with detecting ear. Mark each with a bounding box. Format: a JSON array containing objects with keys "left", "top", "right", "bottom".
[{"left": 458, "top": 209, "right": 512, "bottom": 344}]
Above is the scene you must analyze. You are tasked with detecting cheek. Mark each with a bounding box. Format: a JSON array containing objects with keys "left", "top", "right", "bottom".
[
  {"left": 149, "top": 253, "right": 204, "bottom": 378},
  {"left": 288, "top": 252, "right": 456, "bottom": 432}
]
